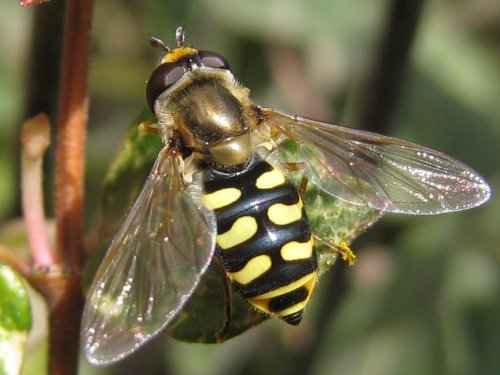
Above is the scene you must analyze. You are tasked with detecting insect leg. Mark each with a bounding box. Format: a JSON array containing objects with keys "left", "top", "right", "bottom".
[
  {"left": 312, "top": 234, "right": 357, "bottom": 266},
  {"left": 280, "top": 162, "right": 308, "bottom": 197},
  {"left": 138, "top": 119, "right": 160, "bottom": 134}
]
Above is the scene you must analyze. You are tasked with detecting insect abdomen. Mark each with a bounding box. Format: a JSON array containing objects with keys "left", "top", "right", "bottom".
[{"left": 203, "top": 159, "right": 317, "bottom": 325}]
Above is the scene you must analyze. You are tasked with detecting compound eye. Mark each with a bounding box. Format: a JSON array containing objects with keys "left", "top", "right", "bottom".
[
  {"left": 146, "top": 62, "right": 185, "bottom": 111},
  {"left": 198, "top": 50, "right": 231, "bottom": 70}
]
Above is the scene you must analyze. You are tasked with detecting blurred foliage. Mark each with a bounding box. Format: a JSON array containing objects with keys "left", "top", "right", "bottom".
[
  {"left": 0, "top": 264, "right": 31, "bottom": 332},
  {"left": 0, "top": 0, "right": 498, "bottom": 375},
  {"left": 0, "top": 263, "right": 32, "bottom": 375}
]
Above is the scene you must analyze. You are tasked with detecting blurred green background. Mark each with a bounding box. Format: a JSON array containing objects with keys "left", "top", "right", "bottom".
[{"left": 0, "top": 0, "right": 499, "bottom": 374}]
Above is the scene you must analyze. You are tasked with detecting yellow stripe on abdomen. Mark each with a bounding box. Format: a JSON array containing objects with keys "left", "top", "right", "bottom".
[
  {"left": 255, "top": 168, "right": 286, "bottom": 189},
  {"left": 251, "top": 272, "right": 316, "bottom": 301},
  {"left": 276, "top": 299, "right": 309, "bottom": 317},
  {"left": 216, "top": 216, "right": 257, "bottom": 250},
  {"left": 267, "top": 201, "right": 303, "bottom": 225},
  {"left": 203, "top": 187, "right": 241, "bottom": 209},
  {"left": 248, "top": 272, "right": 318, "bottom": 317},
  {"left": 280, "top": 238, "right": 314, "bottom": 261},
  {"left": 229, "top": 255, "right": 272, "bottom": 285}
]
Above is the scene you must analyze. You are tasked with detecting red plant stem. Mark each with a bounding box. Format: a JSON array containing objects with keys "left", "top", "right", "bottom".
[
  {"left": 55, "top": 0, "right": 93, "bottom": 270},
  {"left": 48, "top": 0, "right": 94, "bottom": 373}
]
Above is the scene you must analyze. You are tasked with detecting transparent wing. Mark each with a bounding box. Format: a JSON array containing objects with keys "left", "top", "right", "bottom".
[
  {"left": 257, "top": 107, "right": 491, "bottom": 214},
  {"left": 81, "top": 145, "right": 216, "bottom": 365}
]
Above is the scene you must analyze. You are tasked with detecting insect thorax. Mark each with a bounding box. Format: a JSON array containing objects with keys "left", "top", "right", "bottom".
[{"left": 156, "top": 72, "right": 256, "bottom": 167}]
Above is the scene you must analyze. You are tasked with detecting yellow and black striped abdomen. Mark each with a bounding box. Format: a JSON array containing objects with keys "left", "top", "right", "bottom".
[{"left": 203, "top": 159, "right": 317, "bottom": 325}]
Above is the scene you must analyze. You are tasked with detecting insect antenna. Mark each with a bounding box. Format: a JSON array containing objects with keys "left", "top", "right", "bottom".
[
  {"left": 176, "top": 26, "right": 186, "bottom": 47},
  {"left": 148, "top": 36, "right": 170, "bottom": 52}
]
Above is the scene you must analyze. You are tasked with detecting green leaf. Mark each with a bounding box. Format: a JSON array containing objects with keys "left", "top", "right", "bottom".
[
  {"left": 83, "top": 109, "right": 162, "bottom": 290},
  {"left": 99, "top": 110, "right": 163, "bottom": 231},
  {"left": 90, "top": 109, "right": 382, "bottom": 344},
  {"left": 0, "top": 263, "right": 32, "bottom": 375},
  {"left": 166, "top": 261, "right": 267, "bottom": 343}
]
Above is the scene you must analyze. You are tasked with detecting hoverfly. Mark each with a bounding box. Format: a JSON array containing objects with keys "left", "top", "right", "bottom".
[{"left": 81, "top": 27, "right": 491, "bottom": 365}]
